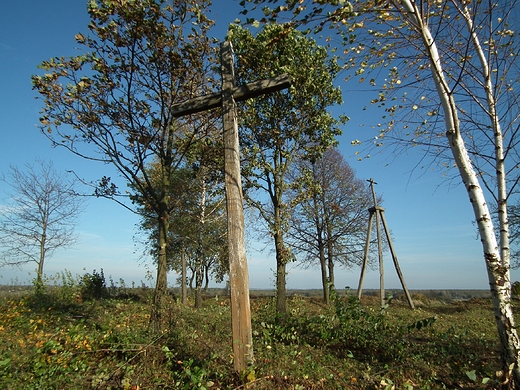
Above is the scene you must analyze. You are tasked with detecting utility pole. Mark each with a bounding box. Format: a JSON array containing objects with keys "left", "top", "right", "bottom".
[{"left": 357, "top": 178, "right": 414, "bottom": 309}]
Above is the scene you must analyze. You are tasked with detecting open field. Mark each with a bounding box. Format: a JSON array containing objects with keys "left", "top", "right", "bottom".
[{"left": 0, "top": 284, "right": 513, "bottom": 389}]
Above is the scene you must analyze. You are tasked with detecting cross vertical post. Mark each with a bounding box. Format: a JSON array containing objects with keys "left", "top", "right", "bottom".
[{"left": 221, "top": 41, "right": 253, "bottom": 372}]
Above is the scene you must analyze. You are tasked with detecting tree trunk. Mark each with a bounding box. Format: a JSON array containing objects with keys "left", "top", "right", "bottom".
[
  {"left": 316, "top": 219, "right": 329, "bottom": 304},
  {"left": 276, "top": 256, "right": 287, "bottom": 316},
  {"left": 457, "top": 6, "right": 519, "bottom": 382},
  {"left": 274, "top": 227, "right": 288, "bottom": 315},
  {"left": 195, "top": 172, "right": 207, "bottom": 309},
  {"left": 323, "top": 192, "right": 335, "bottom": 290},
  {"left": 311, "top": 184, "right": 329, "bottom": 304},
  {"left": 272, "top": 144, "right": 289, "bottom": 315},
  {"left": 181, "top": 241, "right": 187, "bottom": 305},
  {"left": 150, "top": 205, "right": 169, "bottom": 333},
  {"left": 449, "top": 112, "right": 520, "bottom": 387},
  {"left": 319, "top": 244, "right": 329, "bottom": 305},
  {"left": 400, "top": 0, "right": 520, "bottom": 382},
  {"left": 189, "top": 268, "right": 195, "bottom": 291},
  {"left": 36, "top": 228, "right": 47, "bottom": 293},
  {"left": 204, "top": 264, "right": 210, "bottom": 292},
  {"left": 194, "top": 233, "right": 203, "bottom": 308},
  {"left": 326, "top": 227, "right": 335, "bottom": 289},
  {"left": 194, "top": 261, "right": 203, "bottom": 309},
  {"left": 327, "top": 256, "right": 335, "bottom": 291}
]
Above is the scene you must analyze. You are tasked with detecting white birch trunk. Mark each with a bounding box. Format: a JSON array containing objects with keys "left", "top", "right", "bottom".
[
  {"left": 454, "top": 2, "right": 510, "bottom": 268},
  {"left": 195, "top": 171, "right": 207, "bottom": 309},
  {"left": 399, "top": 0, "right": 520, "bottom": 383}
]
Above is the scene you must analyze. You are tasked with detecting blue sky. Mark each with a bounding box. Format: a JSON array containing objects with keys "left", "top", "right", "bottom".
[{"left": 0, "top": 0, "right": 513, "bottom": 290}]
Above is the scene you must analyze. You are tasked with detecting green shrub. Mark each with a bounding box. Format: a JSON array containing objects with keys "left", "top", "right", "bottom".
[{"left": 79, "top": 269, "right": 107, "bottom": 300}]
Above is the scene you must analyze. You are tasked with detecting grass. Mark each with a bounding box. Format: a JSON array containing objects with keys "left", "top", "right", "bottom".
[{"left": 0, "top": 282, "right": 512, "bottom": 389}]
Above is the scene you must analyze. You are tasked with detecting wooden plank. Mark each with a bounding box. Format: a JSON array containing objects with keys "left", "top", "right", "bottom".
[
  {"left": 171, "top": 73, "right": 291, "bottom": 118},
  {"left": 221, "top": 40, "right": 254, "bottom": 372},
  {"left": 171, "top": 91, "right": 221, "bottom": 118},
  {"left": 233, "top": 74, "right": 291, "bottom": 102}
]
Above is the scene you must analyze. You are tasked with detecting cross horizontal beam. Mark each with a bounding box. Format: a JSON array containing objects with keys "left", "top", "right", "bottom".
[{"left": 171, "top": 73, "right": 292, "bottom": 118}]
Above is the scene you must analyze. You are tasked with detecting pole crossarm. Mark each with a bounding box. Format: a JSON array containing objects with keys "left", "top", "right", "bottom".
[
  {"left": 171, "top": 74, "right": 292, "bottom": 118},
  {"left": 369, "top": 206, "right": 385, "bottom": 213}
]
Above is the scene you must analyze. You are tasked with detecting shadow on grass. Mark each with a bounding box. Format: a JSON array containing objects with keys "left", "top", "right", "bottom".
[{"left": 25, "top": 291, "right": 89, "bottom": 318}]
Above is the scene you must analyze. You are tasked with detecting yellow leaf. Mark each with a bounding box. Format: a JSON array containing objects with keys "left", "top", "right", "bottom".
[
  {"left": 246, "top": 369, "right": 256, "bottom": 382},
  {"left": 75, "top": 33, "right": 85, "bottom": 43}
]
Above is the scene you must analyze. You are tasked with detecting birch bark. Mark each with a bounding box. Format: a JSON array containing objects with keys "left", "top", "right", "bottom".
[{"left": 399, "top": 0, "right": 520, "bottom": 382}]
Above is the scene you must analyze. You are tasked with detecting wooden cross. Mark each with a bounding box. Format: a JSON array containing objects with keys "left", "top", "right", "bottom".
[{"left": 171, "top": 41, "right": 291, "bottom": 372}]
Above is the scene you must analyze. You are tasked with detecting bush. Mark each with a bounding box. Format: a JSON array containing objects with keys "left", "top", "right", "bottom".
[{"left": 80, "top": 269, "right": 107, "bottom": 300}]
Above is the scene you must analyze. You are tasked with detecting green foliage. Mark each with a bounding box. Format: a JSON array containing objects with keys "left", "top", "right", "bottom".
[
  {"left": 326, "top": 289, "right": 409, "bottom": 362},
  {"left": 25, "top": 270, "right": 81, "bottom": 309},
  {"left": 0, "top": 286, "right": 507, "bottom": 389},
  {"left": 32, "top": 0, "right": 219, "bottom": 330},
  {"left": 55, "top": 270, "right": 81, "bottom": 303},
  {"left": 163, "top": 346, "right": 214, "bottom": 390},
  {"left": 133, "top": 162, "right": 229, "bottom": 301},
  {"left": 407, "top": 316, "right": 437, "bottom": 331},
  {"left": 229, "top": 22, "right": 346, "bottom": 314},
  {"left": 79, "top": 269, "right": 107, "bottom": 301},
  {"left": 253, "top": 289, "right": 414, "bottom": 364},
  {"left": 230, "top": 23, "right": 345, "bottom": 173},
  {"left": 257, "top": 320, "right": 301, "bottom": 346},
  {"left": 32, "top": 277, "right": 45, "bottom": 296}
]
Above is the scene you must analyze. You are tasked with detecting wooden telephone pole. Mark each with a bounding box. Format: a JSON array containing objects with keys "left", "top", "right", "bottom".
[
  {"left": 357, "top": 179, "right": 414, "bottom": 309},
  {"left": 171, "top": 41, "right": 291, "bottom": 372}
]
